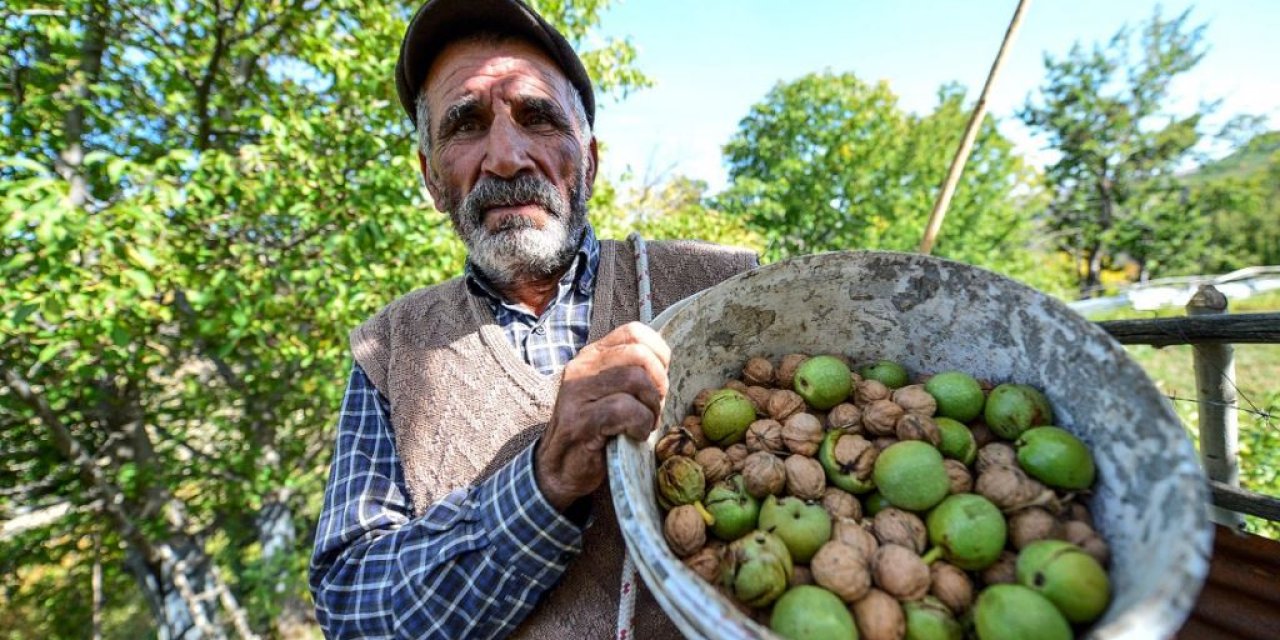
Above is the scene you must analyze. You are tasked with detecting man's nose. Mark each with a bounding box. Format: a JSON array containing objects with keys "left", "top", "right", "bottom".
[{"left": 480, "top": 117, "right": 535, "bottom": 180}]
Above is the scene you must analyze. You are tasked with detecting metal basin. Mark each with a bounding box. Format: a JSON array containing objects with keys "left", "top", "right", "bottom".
[{"left": 608, "top": 250, "right": 1211, "bottom": 639}]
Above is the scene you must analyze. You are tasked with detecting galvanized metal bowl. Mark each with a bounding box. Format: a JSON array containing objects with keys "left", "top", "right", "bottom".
[{"left": 608, "top": 250, "right": 1211, "bottom": 639}]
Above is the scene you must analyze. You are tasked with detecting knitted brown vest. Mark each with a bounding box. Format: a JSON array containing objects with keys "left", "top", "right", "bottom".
[{"left": 350, "top": 238, "right": 756, "bottom": 639}]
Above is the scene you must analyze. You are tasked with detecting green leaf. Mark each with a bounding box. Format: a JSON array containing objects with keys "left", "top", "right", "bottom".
[
  {"left": 124, "top": 270, "right": 156, "bottom": 298},
  {"left": 13, "top": 303, "right": 38, "bottom": 326}
]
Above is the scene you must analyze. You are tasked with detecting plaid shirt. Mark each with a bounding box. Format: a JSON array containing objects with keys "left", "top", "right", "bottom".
[{"left": 310, "top": 228, "right": 600, "bottom": 639}]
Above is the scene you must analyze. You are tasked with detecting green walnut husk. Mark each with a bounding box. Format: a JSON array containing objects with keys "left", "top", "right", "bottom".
[
  {"left": 926, "top": 494, "right": 1007, "bottom": 571},
  {"left": 818, "top": 430, "right": 877, "bottom": 494},
  {"left": 656, "top": 455, "right": 705, "bottom": 509},
  {"left": 704, "top": 475, "right": 760, "bottom": 541},
  {"left": 758, "top": 495, "right": 832, "bottom": 564},
  {"left": 983, "top": 383, "right": 1053, "bottom": 440},
  {"left": 702, "top": 389, "right": 757, "bottom": 446},
  {"left": 936, "top": 417, "right": 977, "bottom": 465},
  {"left": 794, "top": 355, "right": 854, "bottom": 410},
  {"left": 1015, "top": 426, "right": 1096, "bottom": 490},
  {"left": 860, "top": 360, "right": 910, "bottom": 389},
  {"left": 904, "top": 596, "right": 962, "bottom": 640},
  {"left": 873, "top": 441, "right": 949, "bottom": 511},
  {"left": 1016, "top": 540, "right": 1111, "bottom": 623},
  {"left": 771, "top": 585, "right": 858, "bottom": 640},
  {"left": 722, "top": 530, "right": 793, "bottom": 608},
  {"left": 973, "top": 584, "right": 1072, "bottom": 640}
]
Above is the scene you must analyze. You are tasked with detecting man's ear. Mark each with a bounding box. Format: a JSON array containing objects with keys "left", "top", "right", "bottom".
[
  {"left": 585, "top": 137, "right": 599, "bottom": 199},
  {"left": 418, "top": 150, "right": 442, "bottom": 204}
]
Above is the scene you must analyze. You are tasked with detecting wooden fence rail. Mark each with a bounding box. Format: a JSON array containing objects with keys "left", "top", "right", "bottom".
[{"left": 1095, "top": 287, "right": 1278, "bottom": 526}]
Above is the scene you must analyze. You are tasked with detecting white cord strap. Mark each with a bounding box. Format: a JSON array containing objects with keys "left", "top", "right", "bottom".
[{"left": 616, "top": 232, "right": 652, "bottom": 640}]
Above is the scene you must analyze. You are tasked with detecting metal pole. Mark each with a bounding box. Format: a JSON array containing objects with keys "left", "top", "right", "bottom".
[
  {"left": 918, "top": 0, "right": 1032, "bottom": 255},
  {"left": 1186, "top": 285, "right": 1245, "bottom": 529}
]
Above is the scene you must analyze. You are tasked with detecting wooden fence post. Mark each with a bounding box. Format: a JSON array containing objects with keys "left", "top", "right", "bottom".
[{"left": 1186, "top": 285, "right": 1246, "bottom": 529}]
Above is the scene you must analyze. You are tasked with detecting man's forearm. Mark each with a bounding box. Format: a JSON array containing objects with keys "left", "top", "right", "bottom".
[{"left": 311, "top": 444, "right": 585, "bottom": 639}]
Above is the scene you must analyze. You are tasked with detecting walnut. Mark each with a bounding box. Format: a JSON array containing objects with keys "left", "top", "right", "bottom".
[
  {"left": 744, "top": 386, "right": 772, "bottom": 416},
  {"left": 981, "top": 551, "right": 1018, "bottom": 586},
  {"left": 1008, "top": 507, "right": 1064, "bottom": 549},
  {"left": 872, "top": 544, "right": 930, "bottom": 601},
  {"left": 742, "top": 357, "right": 775, "bottom": 387},
  {"left": 784, "top": 454, "right": 826, "bottom": 500},
  {"left": 812, "top": 541, "right": 872, "bottom": 602},
  {"left": 745, "top": 419, "right": 785, "bottom": 454},
  {"left": 833, "top": 434, "right": 878, "bottom": 481},
  {"left": 975, "top": 466, "right": 1057, "bottom": 513},
  {"left": 930, "top": 562, "right": 974, "bottom": 615},
  {"left": 891, "top": 385, "right": 937, "bottom": 417},
  {"left": 862, "top": 399, "right": 904, "bottom": 436},
  {"left": 826, "top": 403, "right": 863, "bottom": 433},
  {"left": 724, "top": 443, "right": 749, "bottom": 472},
  {"left": 767, "top": 389, "right": 806, "bottom": 421},
  {"left": 789, "top": 565, "right": 815, "bottom": 588},
  {"left": 694, "top": 447, "right": 732, "bottom": 484},
  {"left": 854, "top": 379, "right": 892, "bottom": 406},
  {"left": 742, "top": 451, "right": 786, "bottom": 498},
  {"left": 655, "top": 428, "right": 698, "bottom": 463},
  {"left": 974, "top": 443, "right": 1017, "bottom": 474},
  {"left": 872, "top": 508, "right": 927, "bottom": 554},
  {"left": 782, "top": 413, "right": 824, "bottom": 456},
  {"left": 776, "top": 353, "right": 809, "bottom": 389},
  {"left": 663, "top": 504, "right": 706, "bottom": 558},
  {"left": 969, "top": 421, "right": 996, "bottom": 448},
  {"left": 681, "top": 415, "right": 710, "bottom": 449},
  {"left": 872, "top": 437, "right": 899, "bottom": 452},
  {"left": 833, "top": 517, "right": 879, "bottom": 559},
  {"left": 683, "top": 542, "right": 724, "bottom": 582},
  {"left": 724, "top": 379, "right": 750, "bottom": 394},
  {"left": 1064, "top": 521, "right": 1110, "bottom": 567},
  {"left": 944, "top": 459, "right": 973, "bottom": 494},
  {"left": 693, "top": 388, "right": 717, "bottom": 416},
  {"left": 822, "top": 487, "right": 862, "bottom": 521},
  {"left": 894, "top": 413, "right": 941, "bottom": 447},
  {"left": 1064, "top": 501, "right": 1095, "bottom": 528},
  {"left": 853, "top": 589, "right": 906, "bottom": 640}
]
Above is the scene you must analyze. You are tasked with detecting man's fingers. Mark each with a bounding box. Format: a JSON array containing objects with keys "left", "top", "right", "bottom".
[
  {"left": 595, "top": 393, "right": 657, "bottom": 442},
  {"left": 577, "top": 365, "right": 663, "bottom": 417},
  {"left": 590, "top": 322, "right": 672, "bottom": 369}
]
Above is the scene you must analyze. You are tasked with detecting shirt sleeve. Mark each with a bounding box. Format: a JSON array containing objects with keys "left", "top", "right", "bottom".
[{"left": 309, "top": 364, "right": 587, "bottom": 639}]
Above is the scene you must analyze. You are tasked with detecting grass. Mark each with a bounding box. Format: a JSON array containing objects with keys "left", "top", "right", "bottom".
[{"left": 1084, "top": 291, "right": 1280, "bottom": 539}]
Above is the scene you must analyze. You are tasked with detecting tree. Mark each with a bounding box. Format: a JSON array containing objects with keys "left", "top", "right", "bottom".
[
  {"left": 1020, "top": 7, "right": 1210, "bottom": 295},
  {"left": 714, "top": 72, "right": 1049, "bottom": 283},
  {"left": 0, "top": 0, "right": 647, "bottom": 636},
  {"left": 1187, "top": 131, "right": 1280, "bottom": 272}
]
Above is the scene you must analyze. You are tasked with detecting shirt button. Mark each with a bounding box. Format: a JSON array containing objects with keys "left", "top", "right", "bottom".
[{"left": 534, "top": 326, "right": 546, "bottom": 335}]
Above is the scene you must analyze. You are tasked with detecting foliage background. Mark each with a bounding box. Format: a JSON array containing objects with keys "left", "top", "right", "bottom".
[{"left": 1, "top": 1, "right": 1275, "bottom": 637}]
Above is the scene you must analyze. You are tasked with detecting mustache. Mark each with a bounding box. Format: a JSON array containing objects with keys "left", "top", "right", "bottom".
[{"left": 460, "top": 175, "right": 566, "bottom": 227}]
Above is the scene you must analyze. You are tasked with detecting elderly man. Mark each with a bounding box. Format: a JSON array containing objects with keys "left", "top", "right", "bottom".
[{"left": 309, "top": 0, "right": 757, "bottom": 637}]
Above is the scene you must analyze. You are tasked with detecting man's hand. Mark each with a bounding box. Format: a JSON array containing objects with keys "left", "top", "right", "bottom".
[{"left": 535, "top": 322, "right": 671, "bottom": 512}]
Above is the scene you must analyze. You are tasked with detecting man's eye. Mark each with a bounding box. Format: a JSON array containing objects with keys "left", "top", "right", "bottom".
[{"left": 456, "top": 121, "right": 481, "bottom": 133}]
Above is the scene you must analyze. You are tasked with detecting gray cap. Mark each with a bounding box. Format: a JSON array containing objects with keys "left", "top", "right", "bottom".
[{"left": 394, "top": 0, "right": 596, "bottom": 129}]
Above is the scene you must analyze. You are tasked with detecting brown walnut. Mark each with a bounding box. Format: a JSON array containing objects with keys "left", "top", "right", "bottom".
[
  {"left": 891, "top": 385, "right": 937, "bottom": 417},
  {"left": 694, "top": 447, "right": 732, "bottom": 485},
  {"left": 872, "top": 544, "right": 930, "bottom": 601},
  {"left": 784, "top": 454, "right": 826, "bottom": 500},
  {"left": 782, "top": 413, "right": 824, "bottom": 456},
  {"left": 853, "top": 589, "right": 906, "bottom": 640},
  {"left": 745, "top": 419, "right": 785, "bottom": 454},
  {"left": 724, "top": 443, "right": 749, "bottom": 472},
  {"left": 742, "top": 451, "right": 786, "bottom": 498},
  {"left": 872, "top": 508, "right": 928, "bottom": 554},
  {"left": 826, "top": 403, "right": 863, "bottom": 433},
  {"left": 894, "top": 413, "right": 941, "bottom": 447},
  {"left": 980, "top": 551, "right": 1018, "bottom": 586},
  {"left": 855, "top": 379, "right": 892, "bottom": 406},
  {"left": 683, "top": 542, "right": 723, "bottom": 583},
  {"left": 681, "top": 415, "right": 710, "bottom": 449},
  {"left": 1008, "top": 507, "right": 1064, "bottom": 549},
  {"left": 974, "top": 443, "right": 1017, "bottom": 474},
  {"left": 663, "top": 504, "right": 706, "bottom": 558},
  {"left": 655, "top": 428, "right": 698, "bottom": 463},
  {"left": 812, "top": 541, "right": 872, "bottom": 602},
  {"left": 767, "top": 389, "right": 806, "bottom": 421},
  {"left": 862, "top": 399, "right": 905, "bottom": 436},
  {"left": 944, "top": 459, "right": 973, "bottom": 494},
  {"left": 821, "top": 487, "right": 862, "bottom": 521},
  {"left": 833, "top": 517, "right": 879, "bottom": 559},
  {"left": 929, "top": 562, "right": 974, "bottom": 615},
  {"left": 745, "top": 386, "right": 773, "bottom": 416},
  {"left": 776, "top": 353, "right": 809, "bottom": 389},
  {"left": 742, "top": 357, "right": 775, "bottom": 387}
]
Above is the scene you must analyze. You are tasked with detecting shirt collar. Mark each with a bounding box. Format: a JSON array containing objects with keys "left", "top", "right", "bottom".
[{"left": 464, "top": 224, "right": 600, "bottom": 308}]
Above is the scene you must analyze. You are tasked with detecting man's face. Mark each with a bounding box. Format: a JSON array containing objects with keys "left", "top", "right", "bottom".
[{"left": 419, "top": 38, "right": 598, "bottom": 286}]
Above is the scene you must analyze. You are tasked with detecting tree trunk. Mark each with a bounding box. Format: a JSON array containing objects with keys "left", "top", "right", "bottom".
[{"left": 123, "top": 542, "right": 225, "bottom": 640}]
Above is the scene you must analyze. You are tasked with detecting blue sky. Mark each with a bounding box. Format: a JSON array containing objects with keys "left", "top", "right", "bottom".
[{"left": 587, "top": 0, "right": 1280, "bottom": 193}]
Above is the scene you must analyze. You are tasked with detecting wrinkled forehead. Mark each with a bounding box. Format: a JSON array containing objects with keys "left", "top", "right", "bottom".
[{"left": 424, "top": 37, "right": 573, "bottom": 114}]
